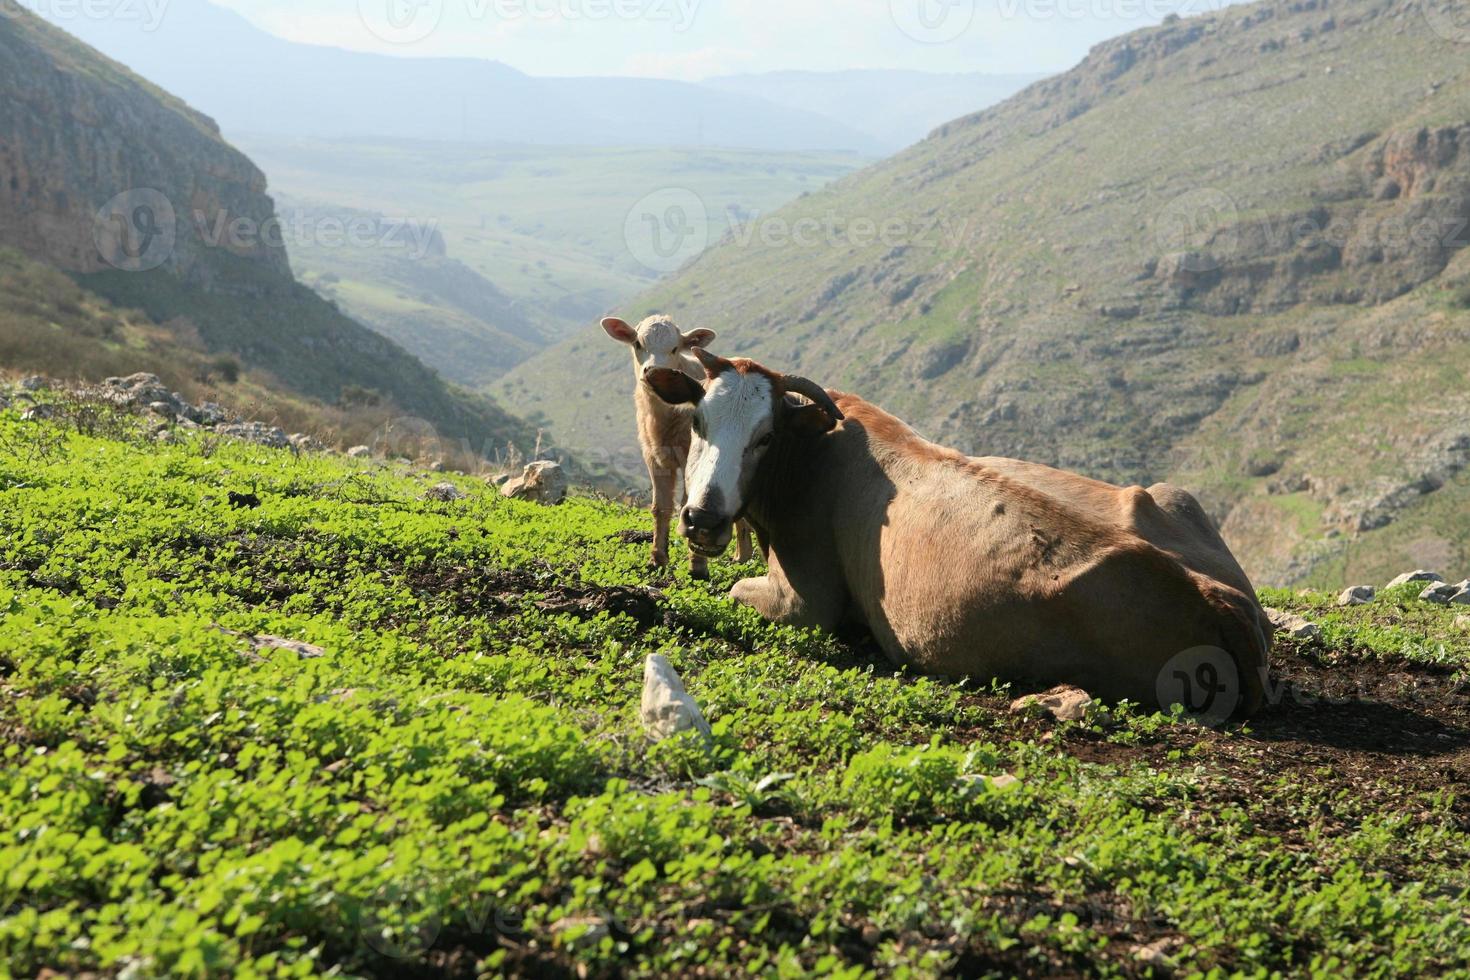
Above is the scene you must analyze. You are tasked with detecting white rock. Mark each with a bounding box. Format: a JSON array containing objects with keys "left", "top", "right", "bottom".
[
  {"left": 423, "top": 481, "right": 466, "bottom": 502},
  {"left": 640, "top": 654, "right": 711, "bottom": 742},
  {"left": 1386, "top": 569, "right": 1442, "bottom": 589},
  {"left": 1337, "top": 585, "right": 1375, "bottom": 606},
  {"left": 1456, "top": 614, "right": 1470, "bottom": 631},
  {"left": 346, "top": 445, "right": 372, "bottom": 458},
  {"left": 1264, "top": 607, "right": 1322, "bottom": 642},
  {"left": 1010, "top": 684, "right": 1093, "bottom": 722},
  {"left": 500, "top": 460, "right": 567, "bottom": 505}
]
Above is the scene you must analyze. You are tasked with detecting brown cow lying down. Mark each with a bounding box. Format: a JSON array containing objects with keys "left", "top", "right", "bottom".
[{"left": 646, "top": 349, "right": 1273, "bottom": 717}]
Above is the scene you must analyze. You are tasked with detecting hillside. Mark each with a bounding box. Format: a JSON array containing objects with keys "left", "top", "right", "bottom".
[
  {"left": 235, "top": 138, "right": 865, "bottom": 383},
  {"left": 3, "top": 384, "right": 1469, "bottom": 976},
  {"left": 705, "top": 70, "right": 1048, "bottom": 152},
  {"left": 0, "top": 1, "right": 551, "bottom": 466},
  {"left": 498, "top": 0, "right": 1470, "bottom": 586},
  {"left": 43, "top": 0, "right": 882, "bottom": 154}
]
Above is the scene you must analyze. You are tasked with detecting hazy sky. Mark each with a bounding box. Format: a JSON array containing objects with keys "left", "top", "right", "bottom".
[{"left": 200, "top": 0, "right": 1248, "bottom": 79}]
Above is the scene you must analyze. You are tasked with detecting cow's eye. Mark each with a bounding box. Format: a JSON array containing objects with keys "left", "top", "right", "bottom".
[
  {"left": 754, "top": 432, "right": 773, "bottom": 448},
  {"left": 633, "top": 341, "right": 642, "bottom": 351}
]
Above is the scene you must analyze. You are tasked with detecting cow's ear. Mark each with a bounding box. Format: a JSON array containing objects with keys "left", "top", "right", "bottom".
[
  {"left": 681, "top": 328, "right": 716, "bottom": 349},
  {"left": 785, "top": 402, "right": 839, "bottom": 435},
  {"left": 601, "top": 317, "right": 637, "bottom": 345},
  {"left": 645, "top": 368, "right": 704, "bottom": 406}
]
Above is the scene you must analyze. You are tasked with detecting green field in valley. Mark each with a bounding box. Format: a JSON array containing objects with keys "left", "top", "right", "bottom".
[
  {"left": 2, "top": 388, "right": 1469, "bottom": 977},
  {"left": 235, "top": 138, "right": 867, "bottom": 384}
]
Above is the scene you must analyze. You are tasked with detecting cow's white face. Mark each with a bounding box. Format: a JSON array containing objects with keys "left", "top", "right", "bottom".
[
  {"left": 680, "top": 369, "right": 776, "bottom": 556},
  {"left": 646, "top": 350, "right": 844, "bottom": 558},
  {"left": 601, "top": 315, "right": 714, "bottom": 383}
]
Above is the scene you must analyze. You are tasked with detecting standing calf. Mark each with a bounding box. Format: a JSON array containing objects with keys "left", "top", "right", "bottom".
[{"left": 602, "top": 314, "right": 753, "bottom": 578}]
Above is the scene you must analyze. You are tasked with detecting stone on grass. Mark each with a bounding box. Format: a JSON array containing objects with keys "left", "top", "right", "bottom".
[
  {"left": 640, "top": 654, "right": 711, "bottom": 742},
  {"left": 215, "top": 422, "right": 290, "bottom": 450},
  {"left": 1386, "top": 569, "right": 1442, "bottom": 589},
  {"left": 1450, "top": 587, "right": 1470, "bottom": 607},
  {"left": 1010, "top": 684, "right": 1093, "bottom": 722},
  {"left": 500, "top": 460, "right": 567, "bottom": 505},
  {"left": 423, "top": 481, "right": 466, "bottom": 502},
  {"left": 1456, "top": 614, "right": 1470, "bottom": 631},
  {"left": 1265, "top": 607, "right": 1322, "bottom": 642},
  {"left": 1420, "top": 581, "right": 1459, "bottom": 605},
  {"left": 20, "top": 404, "right": 55, "bottom": 421},
  {"left": 346, "top": 445, "right": 372, "bottom": 458},
  {"left": 288, "top": 433, "right": 324, "bottom": 452},
  {"left": 1337, "top": 585, "right": 1375, "bottom": 606},
  {"left": 217, "top": 627, "right": 328, "bottom": 663}
]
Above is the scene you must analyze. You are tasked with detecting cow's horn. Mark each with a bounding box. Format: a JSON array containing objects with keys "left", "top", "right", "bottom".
[
  {"left": 783, "top": 375, "right": 844, "bottom": 421},
  {"left": 690, "top": 347, "right": 732, "bottom": 380}
]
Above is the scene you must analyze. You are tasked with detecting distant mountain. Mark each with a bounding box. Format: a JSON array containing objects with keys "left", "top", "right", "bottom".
[
  {"left": 42, "top": 0, "right": 882, "bottom": 154},
  {"left": 0, "top": 0, "right": 553, "bottom": 464},
  {"left": 499, "top": 0, "right": 1470, "bottom": 586},
  {"left": 704, "top": 70, "right": 1048, "bottom": 152}
]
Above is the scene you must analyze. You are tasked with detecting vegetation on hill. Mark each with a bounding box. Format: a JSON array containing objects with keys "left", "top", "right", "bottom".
[
  {"left": 498, "top": 0, "right": 1470, "bottom": 586},
  {"left": 2, "top": 389, "right": 1467, "bottom": 977},
  {"left": 0, "top": 246, "right": 545, "bottom": 470}
]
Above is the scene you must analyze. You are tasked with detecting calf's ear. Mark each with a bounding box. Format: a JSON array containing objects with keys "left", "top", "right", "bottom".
[
  {"left": 681, "top": 328, "right": 717, "bottom": 349},
  {"left": 645, "top": 368, "right": 704, "bottom": 406},
  {"left": 601, "top": 317, "right": 638, "bottom": 345}
]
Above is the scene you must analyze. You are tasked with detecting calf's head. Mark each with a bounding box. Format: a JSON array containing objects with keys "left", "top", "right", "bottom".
[
  {"left": 646, "top": 349, "right": 843, "bottom": 557},
  {"left": 602, "top": 315, "right": 716, "bottom": 384}
]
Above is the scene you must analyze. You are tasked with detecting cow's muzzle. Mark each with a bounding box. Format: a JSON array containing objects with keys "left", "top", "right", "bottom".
[{"left": 681, "top": 505, "right": 731, "bottom": 558}]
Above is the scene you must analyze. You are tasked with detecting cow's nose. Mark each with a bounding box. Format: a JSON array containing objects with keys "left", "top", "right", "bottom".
[{"left": 682, "top": 506, "right": 725, "bottom": 533}]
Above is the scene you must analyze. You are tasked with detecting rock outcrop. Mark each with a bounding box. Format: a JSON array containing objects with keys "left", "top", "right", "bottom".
[{"left": 0, "top": 2, "right": 289, "bottom": 286}]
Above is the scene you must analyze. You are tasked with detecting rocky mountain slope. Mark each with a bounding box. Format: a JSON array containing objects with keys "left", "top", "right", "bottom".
[
  {"left": 498, "top": 0, "right": 1470, "bottom": 586},
  {"left": 0, "top": 1, "right": 552, "bottom": 466}
]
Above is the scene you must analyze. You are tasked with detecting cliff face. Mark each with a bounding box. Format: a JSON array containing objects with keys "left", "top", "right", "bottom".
[
  {"left": 0, "top": 0, "right": 563, "bottom": 473},
  {"left": 0, "top": 0, "right": 288, "bottom": 286}
]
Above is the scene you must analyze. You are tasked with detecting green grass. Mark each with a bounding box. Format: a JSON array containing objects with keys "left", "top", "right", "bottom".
[{"left": 2, "top": 394, "right": 1469, "bottom": 977}]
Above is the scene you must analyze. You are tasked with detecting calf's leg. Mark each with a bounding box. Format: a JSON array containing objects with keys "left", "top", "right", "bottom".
[
  {"left": 734, "top": 520, "right": 754, "bottom": 563},
  {"left": 648, "top": 464, "right": 676, "bottom": 568}
]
